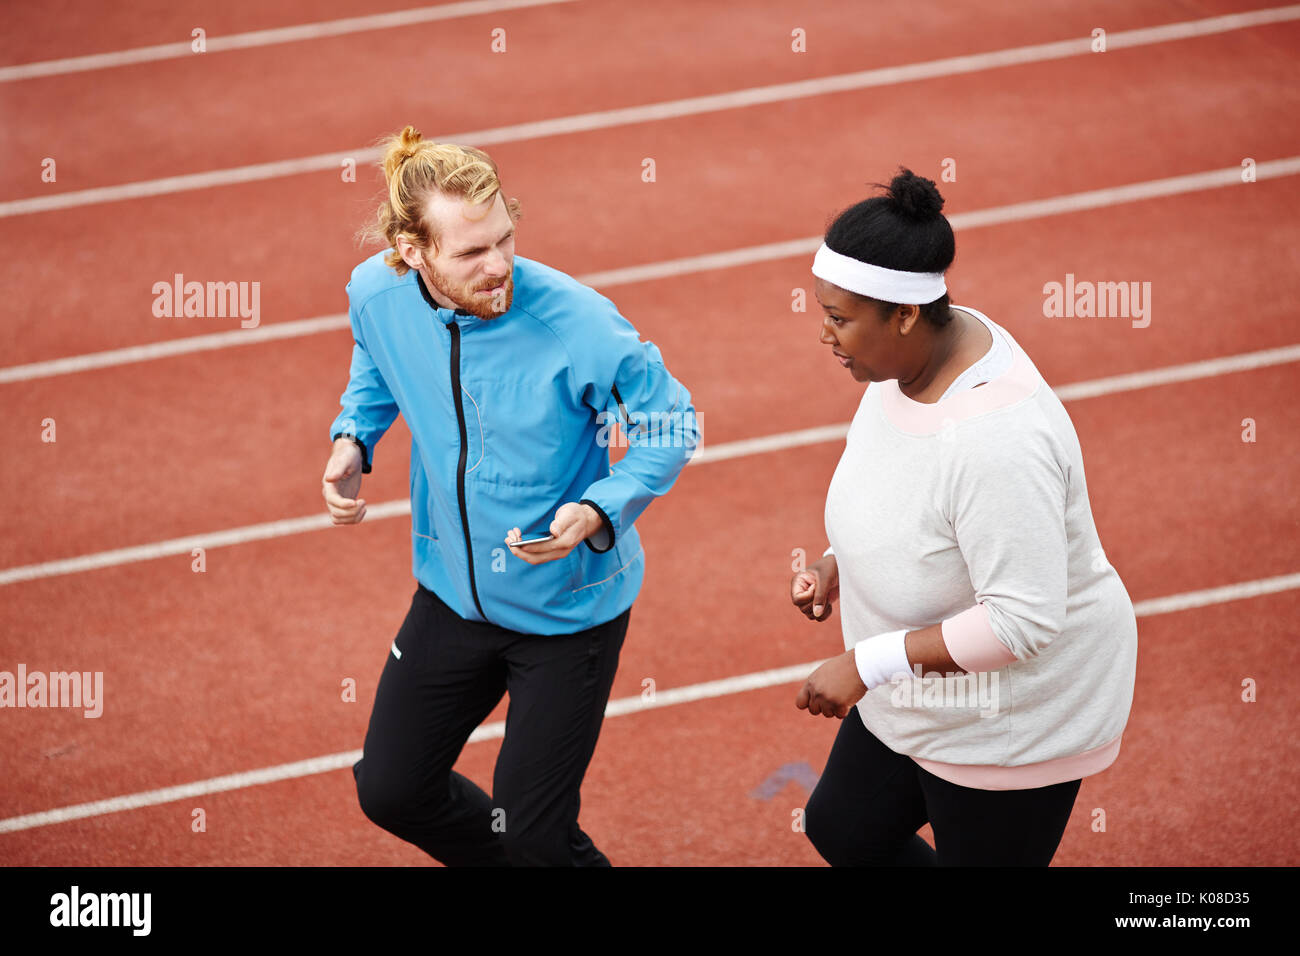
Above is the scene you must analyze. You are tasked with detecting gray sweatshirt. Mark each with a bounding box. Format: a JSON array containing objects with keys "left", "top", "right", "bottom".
[{"left": 824, "top": 306, "right": 1138, "bottom": 790}]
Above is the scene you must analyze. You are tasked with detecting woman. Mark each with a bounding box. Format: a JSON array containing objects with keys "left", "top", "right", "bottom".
[{"left": 790, "top": 169, "right": 1137, "bottom": 866}]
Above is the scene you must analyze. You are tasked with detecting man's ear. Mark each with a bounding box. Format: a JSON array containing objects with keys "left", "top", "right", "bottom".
[{"left": 395, "top": 234, "right": 425, "bottom": 272}]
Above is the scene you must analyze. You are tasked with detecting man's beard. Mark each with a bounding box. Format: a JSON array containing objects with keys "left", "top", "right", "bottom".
[{"left": 422, "top": 258, "right": 514, "bottom": 319}]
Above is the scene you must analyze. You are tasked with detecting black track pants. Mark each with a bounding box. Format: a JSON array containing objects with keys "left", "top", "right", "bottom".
[
  {"left": 353, "top": 584, "right": 629, "bottom": 866},
  {"left": 805, "top": 707, "right": 1081, "bottom": 866}
]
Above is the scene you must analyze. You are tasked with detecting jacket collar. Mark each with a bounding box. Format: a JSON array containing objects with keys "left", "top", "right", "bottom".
[{"left": 415, "top": 270, "right": 474, "bottom": 325}]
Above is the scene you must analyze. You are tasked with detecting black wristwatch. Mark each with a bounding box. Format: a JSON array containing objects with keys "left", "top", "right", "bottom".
[{"left": 332, "top": 433, "right": 372, "bottom": 474}]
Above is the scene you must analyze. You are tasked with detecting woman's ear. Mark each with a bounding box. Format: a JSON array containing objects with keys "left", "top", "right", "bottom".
[{"left": 894, "top": 303, "right": 921, "bottom": 335}]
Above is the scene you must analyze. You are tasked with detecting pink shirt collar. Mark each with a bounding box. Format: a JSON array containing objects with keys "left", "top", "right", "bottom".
[{"left": 878, "top": 306, "right": 1041, "bottom": 435}]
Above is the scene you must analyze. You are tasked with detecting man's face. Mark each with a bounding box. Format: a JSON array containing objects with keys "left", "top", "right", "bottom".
[{"left": 406, "top": 191, "right": 516, "bottom": 319}]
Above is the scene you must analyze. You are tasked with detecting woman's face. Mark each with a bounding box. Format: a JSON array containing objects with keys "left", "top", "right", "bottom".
[{"left": 814, "top": 277, "right": 900, "bottom": 384}]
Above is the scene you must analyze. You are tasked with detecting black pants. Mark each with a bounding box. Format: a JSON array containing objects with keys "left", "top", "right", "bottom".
[
  {"left": 805, "top": 707, "right": 1081, "bottom": 866},
  {"left": 353, "top": 583, "right": 630, "bottom": 866}
]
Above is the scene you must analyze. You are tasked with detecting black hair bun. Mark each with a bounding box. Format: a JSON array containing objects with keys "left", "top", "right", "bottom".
[{"left": 886, "top": 168, "right": 944, "bottom": 221}]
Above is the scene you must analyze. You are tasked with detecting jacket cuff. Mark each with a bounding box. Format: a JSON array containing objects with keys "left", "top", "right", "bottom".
[
  {"left": 333, "top": 433, "right": 372, "bottom": 474},
  {"left": 579, "top": 498, "right": 615, "bottom": 553}
]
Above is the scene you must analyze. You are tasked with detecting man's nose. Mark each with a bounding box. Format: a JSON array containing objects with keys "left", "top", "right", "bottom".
[{"left": 483, "top": 249, "right": 510, "bottom": 277}]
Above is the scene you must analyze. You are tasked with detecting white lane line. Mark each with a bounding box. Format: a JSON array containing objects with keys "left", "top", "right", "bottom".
[
  {"left": 2, "top": 570, "right": 1296, "bottom": 835},
  {"left": 3, "top": 6, "right": 1297, "bottom": 218},
  {"left": 689, "top": 424, "right": 851, "bottom": 465},
  {"left": 0, "top": 501, "right": 413, "bottom": 586},
  {"left": 0, "top": 314, "right": 349, "bottom": 384},
  {"left": 2, "top": 342, "right": 1297, "bottom": 587},
  {"left": 1130, "top": 573, "right": 1300, "bottom": 617},
  {"left": 1053, "top": 344, "right": 1300, "bottom": 402},
  {"left": 0, "top": 0, "right": 579, "bottom": 83},
  {"left": 5, "top": 158, "right": 1299, "bottom": 385},
  {"left": 689, "top": 343, "right": 1300, "bottom": 465},
  {"left": 580, "top": 159, "right": 1300, "bottom": 288},
  {"left": 0, "top": 659, "right": 818, "bottom": 835},
  {"left": 0, "top": 751, "right": 369, "bottom": 835}
]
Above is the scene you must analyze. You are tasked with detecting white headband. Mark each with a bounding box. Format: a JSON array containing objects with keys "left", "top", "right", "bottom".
[{"left": 812, "top": 243, "right": 946, "bottom": 304}]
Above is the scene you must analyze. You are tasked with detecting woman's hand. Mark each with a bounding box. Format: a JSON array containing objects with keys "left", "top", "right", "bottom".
[
  {"left": 791, "top": 554, "right": 840, "bottom": 622},
  {"left": 796, "top": 648, "right": 867, "bottom": 718}
]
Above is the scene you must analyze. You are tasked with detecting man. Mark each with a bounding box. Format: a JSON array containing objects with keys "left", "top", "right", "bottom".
[{"left": 322, "top": 126, "right": 698, "bottom": 866}]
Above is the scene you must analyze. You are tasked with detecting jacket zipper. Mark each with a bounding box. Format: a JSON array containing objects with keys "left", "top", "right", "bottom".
[{"left": 448, "top": 320, "right": 490, "bottom": 624}]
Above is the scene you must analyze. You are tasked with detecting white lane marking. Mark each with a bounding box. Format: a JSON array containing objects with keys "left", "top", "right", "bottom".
[
  {"left": 2, "top": 342, "right": 1297, "bottom": 586},
  {"left": 4, "top": 158, "right": 1299, "bottom": 385},
  {"left": 0, "top": 314, "right": 349, "bottom": 384},
  {"left": 0, "top": 501, "right": 412, "bottom": 586},
  {"left": 1130, "top": 573, "right": 1300, "bottom": 617},
  {"left": 578, "top": 159, "right": 1300, "bottom": 288},
  {"left": 3, "top": 7, "right": 1297, "bottom": 216},
  {"left": 0, "top": 0, "right": 579, "bottom": 83},
  {"left": 1052, "top": 344, "right": 1300, "bottom": 402},
  {"left": 688, "top": 424, "right": 850, "bottom": 465},
  {"left": 2, "top": 569, "right": 1296, "bottom": 835}
]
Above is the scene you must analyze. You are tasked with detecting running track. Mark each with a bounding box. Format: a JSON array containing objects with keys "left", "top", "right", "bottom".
[{"left": 1, "top": 0, "right": 1297, "bottom": 866}]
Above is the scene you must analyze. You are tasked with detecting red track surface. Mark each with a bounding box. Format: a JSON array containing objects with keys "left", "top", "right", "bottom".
[{"left": 2, "top": 0, "right": 1298, "bottom": 868}]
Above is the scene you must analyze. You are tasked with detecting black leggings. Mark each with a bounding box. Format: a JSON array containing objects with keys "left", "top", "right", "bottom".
[
  {"left": 353, "top": 584, "right": 629, "bottom": 866},
  {"left": 805, "top": 708, "right": 1081, "bottom": 866}
]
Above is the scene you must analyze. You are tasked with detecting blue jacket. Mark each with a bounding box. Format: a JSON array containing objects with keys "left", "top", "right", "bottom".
[{"left": 329, "top": 252, "right": 699, "bottom": 635}]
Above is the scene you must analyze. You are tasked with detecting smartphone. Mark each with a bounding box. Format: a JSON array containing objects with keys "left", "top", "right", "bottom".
[{"left": 508, "top": 532, "right": 554, "bottom": 547}]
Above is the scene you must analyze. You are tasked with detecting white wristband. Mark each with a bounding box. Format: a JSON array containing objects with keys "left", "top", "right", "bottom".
[{"left": 854, "top": 630, "right": 913, "bottom": 690}]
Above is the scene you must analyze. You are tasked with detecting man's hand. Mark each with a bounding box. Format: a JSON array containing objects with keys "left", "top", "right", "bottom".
[
  {"left": 795, "top": 649, "right": 867, "bottom": 719},
  {"left": 323, "top": 438, "right": 366, "bottom": 524},
  {"left": 505, "top": 502, "right": 602, "bottom": 565},
  {"left": 791, "top": 554, "right": 840, "bottom": 622}
]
